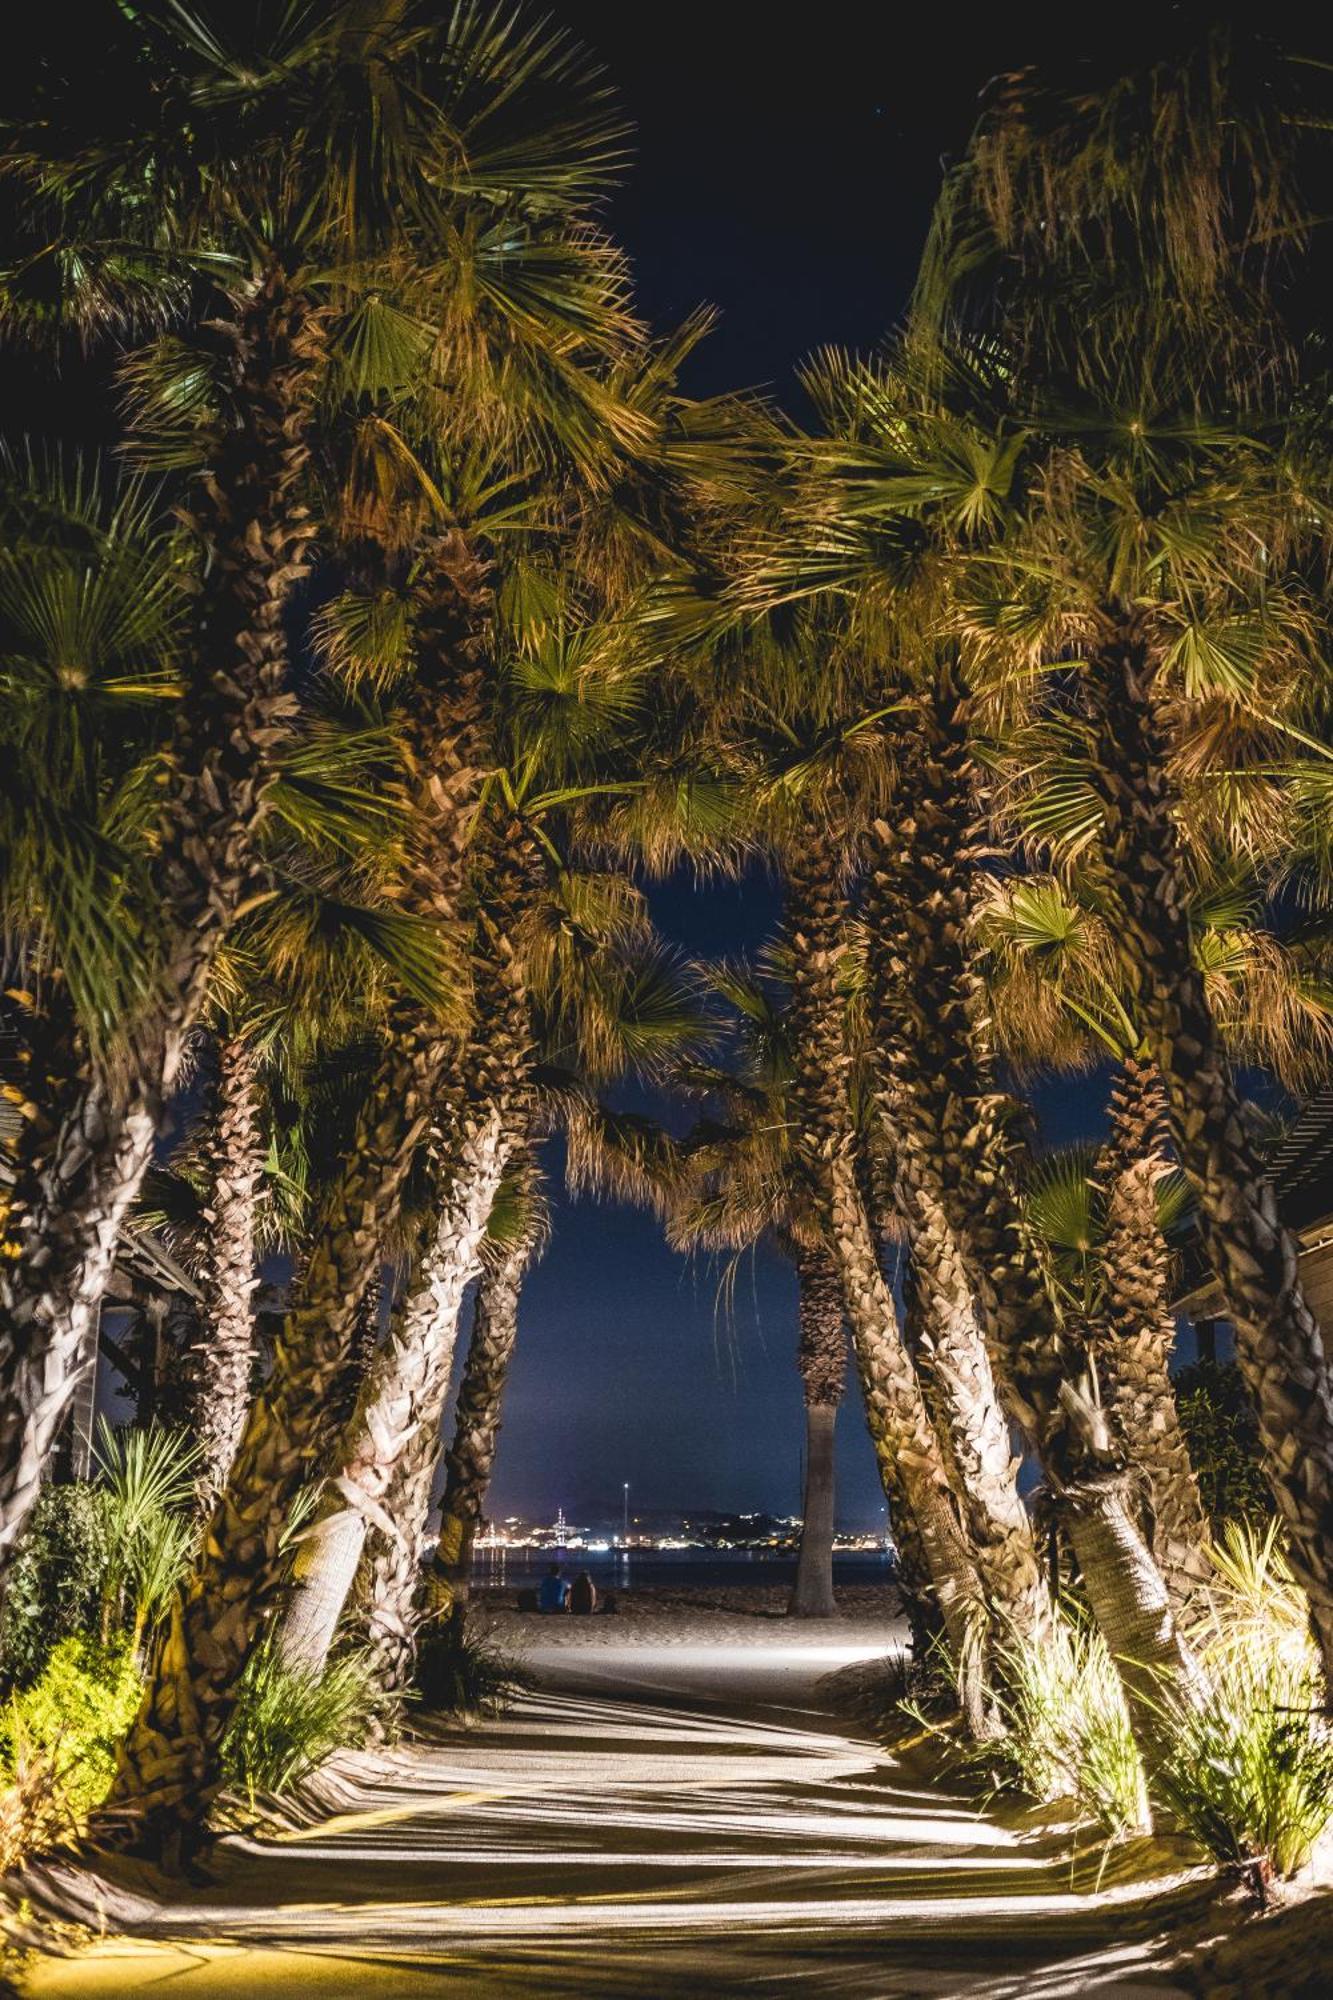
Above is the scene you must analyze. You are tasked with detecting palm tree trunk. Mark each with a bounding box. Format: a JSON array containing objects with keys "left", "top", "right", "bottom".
[
  {"left": 783, "top": 840, "right": 991, "bottom": 1726},
  {"left": 427, "top": 1178, "right": 540, "bottom": 1633},
  {"left": 1084, "top": 618, "right": 1333, "bottom": 1680},
  {"left": 861, "top": 658, "right": 1203, "bottom": 1742},
  {"left": 277, "top": 1097, "right": 516, "bottom": 1676},
  {"left": 104, "top": 1013, "right": 442, "bottom": 1854},
  {"left": 1095, "top": 1056, "right": 1212, "bottom": 1615},
  {"left": 829, "top": 1143, "right": 991, "bottom": 1729},
  {"left": 276, "top": 836, "right": 540, "bottom": 1680},
  {"left": 0, "top": 271, "right": 323, "bottom": 1583},
  {"left": 904, "top": 1182, "right": 1051, "bottom": 1649},
  {"left": 325, "top": 1276, "right": 383, "bottom": 1440},
  {"left": 788, "top": 1245, "right": 845, "bottom": 1619},
  {"left": 193, "top": 1036, "right": 265, "bottom": 1497}
]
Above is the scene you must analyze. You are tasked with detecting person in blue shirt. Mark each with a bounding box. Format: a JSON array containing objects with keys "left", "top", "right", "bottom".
[{"left": 536, "top": 1563, "right": 569, "bottom": 1613}]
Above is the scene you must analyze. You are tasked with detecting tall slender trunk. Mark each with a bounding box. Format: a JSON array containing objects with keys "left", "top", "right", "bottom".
[
  {"left": 1095, "top": 1056, "right": 1212, "bottom": 1615},
  {"left": 862, "top": 657, "right": 1202, "bottom": 1749},
  {"left": 1083, "top": 619, "right": 1333, "bottom": 1681},
  {"left": 325, "top": 1275, "right": 384, "bottom": 1440},
  {"left": 892, "top": 1258, "right": 948, "bottom": 1658},
  {"left": 105, "top": 1014, "right": 441, "bottom": 1852},
  {"left": 277, "top": 1098, "right": 516, "bottom": 1676},
  {"left": 0, "top": 272, "right": 322, "bottom": 1583},
  {"left": 783, "top": 840, "right": 991, "bottom": 1725},
  {"left": 192, "top": 1037, "right": 265, "bottom": 1497},
  {"left": 104, "top": 525, "right": 499, "bottom": 1849},
  {"left": 427, "top": 1168, "right": 540, "bottom": 1633},
  {"left": 277, "top": 835, "right": 539, "bottom": 1679},
  {"left": 788, "top": 1245, "right": 845, "bottom": 1620},
  {"left": 904, "top": 1182, "right": 1050, "bottom": 1649}
]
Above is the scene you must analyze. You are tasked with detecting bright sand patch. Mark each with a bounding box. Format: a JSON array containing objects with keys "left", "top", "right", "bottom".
[{"left": 15, "top": 1586, "right": 1212, "bottom": 1997}]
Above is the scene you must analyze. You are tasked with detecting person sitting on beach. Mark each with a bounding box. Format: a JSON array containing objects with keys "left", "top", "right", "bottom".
[
  {"left": 569, "top": 1571, "right": 597, "bottom": 1616},
  {"left": 537, "top": 1563, "right": 569, "bottom": 1614},
  {"left": 599, "top": 1588, "right": 618, "bottom": 1615}
]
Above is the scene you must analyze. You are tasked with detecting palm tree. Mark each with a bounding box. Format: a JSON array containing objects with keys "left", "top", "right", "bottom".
[
  {"left": 0, "top": 0, "right": 635, "bottom": 1577},
  {"left": 731, "top": 431, "right": 1203, "bottom": 1739},
  {"left": 648, "top": 960, "right": 856, "bottom": 1625},
  {"left": 856, "top": 662, "right": 1207, "bottom": 1753},
  {"left": 677, "top": 590, "right": 1052, "bottom": 1681},
  {"left": 277, "top": 870, "right": 708, "bottom": 1681},
  {"left": 192, "top": 1032, "right": 266, "bottom": 1499},
  {"left": 781, "top": 833, "right": 993, "bottom": 1728},
  {"left": 980, "top": 867, "right": 1333, "bottom": 1609},
  {"left": 1020, "top": 1124, "right": 1209, "bottom": 1618},
  {"left": 786, "top": 1242, "right": 847, "bottom": 1620},
  {"left": 911, "top": 30, "right": 1333, "bottom": 1680},
  {"left": 421, "top": 1147, "right": 548, "bottom": 1643},
  {"left": 0, "top": 453, "right": 185, "bottom": 1567}
]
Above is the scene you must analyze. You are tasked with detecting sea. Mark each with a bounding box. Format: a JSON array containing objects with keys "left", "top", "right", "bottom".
[{"left": 469, "top": 1546, "right": 895, "bottom": 1597}]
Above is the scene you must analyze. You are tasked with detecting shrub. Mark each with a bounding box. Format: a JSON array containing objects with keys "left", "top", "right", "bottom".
[
  {"left": 221, "top": 1643, "right": 390, "bottom": 1808},
  {"left": 0, "top": 1423, "right": 200, "bottom": 1694},
  {"left": 0, "top": 1634, "right": 142, "bottom": 1869},
  {"left": 985, "top": 1609, "right": 1147, "bottom": 1843},
  {"left": 0, "top": 1485, "right": 111, "bottom": 1690},
  {"left": 415, "top": 1621, "right": 525, "bottom": 1716},
  {"left": 94, "top": 1420, "right": 200, "bottom": 1644},
  {"left": 1149, "top": 1522, "right": 1333, "bottom": 1893},
  {"left": 1175, "top": 1360, "right": 1272, "bottom": 1530}
]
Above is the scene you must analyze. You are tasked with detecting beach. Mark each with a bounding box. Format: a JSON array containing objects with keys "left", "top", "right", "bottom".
[{"left": 16, "top": 1583, "right": 1227, "bottom": 1999}]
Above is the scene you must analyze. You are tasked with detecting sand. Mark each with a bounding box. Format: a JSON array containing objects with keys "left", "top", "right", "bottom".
[{"left": 6, "top": 1586, "right": 1250, "bottom": 1998}]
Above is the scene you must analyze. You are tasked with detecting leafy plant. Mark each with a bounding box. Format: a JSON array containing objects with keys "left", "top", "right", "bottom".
[
  {"left": 221, "top": 1642, "right": 390, "bottom": 1808},
  {"left": 94, "top": 1420, "right": 201, "bottom": 1645},
  {"left": 1151, "top": 1651, "right": 1333, "bottom": 1894},
  {"left": 0, "top": 1634, "right": 142, "bottom": 1868},
  {"left": 415, "top": 1622, "right": 526, "bottom": 1717},
  {"left": 1175, "top": 1360, "right": 1273, "bottom": 1530},
  {"left": 984, "top": 1608, "right": 1148, "bottom": 1844},
  {"left": 0, "top": 1484, "right": 111, "bottom": 1689},
  {"left": 1150, "top": 1522, "right": 1333, "bottom": 1895}
]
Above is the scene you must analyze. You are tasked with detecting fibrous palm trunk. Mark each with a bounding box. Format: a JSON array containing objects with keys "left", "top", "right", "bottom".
[
  {"left": 0, "top": 271, "right": 322, "bottom": 1584},
  {"left": 903, "top": 1178, "right": 1047, "bottom": 1651},
  {"left": 192, "top": 1036, "right": 265, "bottom": 1497},
  {"left": 106, "top": 530, "right": 500, "bottom": 1848},
  {"left": 277, "top": 833, "right": 540, "bottom": 1679},
  {"left": 427, "top": 1167, "right": 540, "bottom": 1637},
  {"left": 326, "top": 1277, "right": 384, "bottom": 1440},
  {"left": 106, "top": 1013, "right": 442, "bottom": 1852},
  {"left": 788, "top": 1245, "right": 845, "bottom": 1620},
  {"left": 1095, "top": 1055, "right": 1212, "bottom": 1615},
  {"left": 1084, "top": 618, "right": 1333, "bottom": 1682},
  {"left": 863, "top": 657, "right": 1203, "bottom": 1755},
  {"left": 277, "top": 1094, "right": 517, "bottom": 1677},
  {"left": 783, "top": 840, "right": 991, "bottom": 1727}
]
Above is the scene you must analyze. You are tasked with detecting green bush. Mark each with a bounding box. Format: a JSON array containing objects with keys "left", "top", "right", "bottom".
[
  {"left": 221, "top": 1642, "right": 390, "bottom": 1808},
  {"left": 415, "top": 1621, "right": 525, "bottom": 1716},
  {"left": 0, "top": 1633, "right": 142, "bottom": 1865},
  {"left": 1152, "top": 1652, "right": 1333, "bottom": 1889},
  {"left": 0, "top": 1485, "right": 112, "bottom": 1690},
  {"left": 1175, "top": 1360, "right": 1273, "bottom": 1530},
  {"left": 1, "top": 1424, "right": 200, "bottom": 1694},
  {"left": 1150, "top": 1522, "right": 1333, "bottom": 1890},
  {"left": 985, "top": 1608, "right": 1147, "bottom": 1842},
  {"left": 93, "top": 1420, "right": 200, "bottom": 1644}
]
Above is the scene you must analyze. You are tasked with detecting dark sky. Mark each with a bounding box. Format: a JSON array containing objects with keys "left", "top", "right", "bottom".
[{"left": 451, "top": 1, "right": 1231, "bottom": 1531}]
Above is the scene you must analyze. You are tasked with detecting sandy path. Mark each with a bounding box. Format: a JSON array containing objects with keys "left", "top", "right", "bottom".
[{"left": 18, "top": 1597, "right": 1206, "bottom": 1998}]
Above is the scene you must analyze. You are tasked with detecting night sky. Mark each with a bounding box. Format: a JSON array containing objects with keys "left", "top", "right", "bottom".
[{"left": 448, "top": 1, "right": 1270, "bottom": 1532}]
